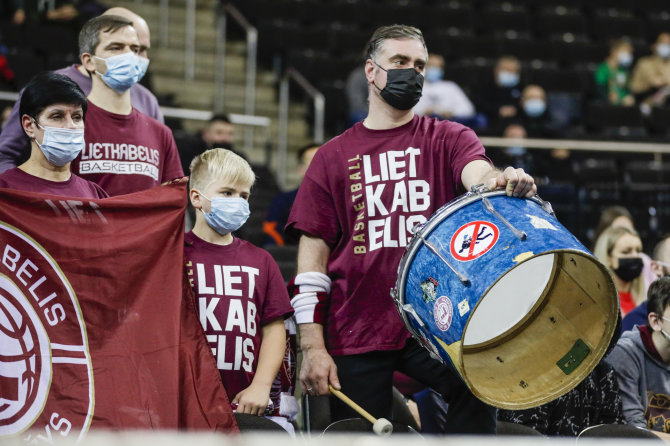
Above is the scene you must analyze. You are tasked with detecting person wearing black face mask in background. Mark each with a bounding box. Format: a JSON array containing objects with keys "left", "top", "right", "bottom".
[
  {"left": 594, "top": 226, "right": 647, "bottom": 317},
  {"left": 608, "top": 276, "right": 670, "bottom": 440},
  {"left": 622, "top": 234, "right": 670, "bottom": 333},
  {"left": 284, "top": 24, "right": 536, "bottom": 434},
  {"left": 177, "top": 114, "right": 243, "bottom": 174}
]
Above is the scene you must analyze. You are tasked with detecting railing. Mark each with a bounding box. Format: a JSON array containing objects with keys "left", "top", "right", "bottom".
[
  {"left": 135, "top": 0, "right": 258, "bottom": 150},
  {"left": 277, "top": 67, "right": 325, "bottom": 188},
  {"left": 217, "top": 2, "right": 258, "bottom": 151}
]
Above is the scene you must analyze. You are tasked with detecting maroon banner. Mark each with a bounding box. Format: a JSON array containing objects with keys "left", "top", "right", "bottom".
[{"left": 0, "top": 181, "right": 237, "bottom": 441}]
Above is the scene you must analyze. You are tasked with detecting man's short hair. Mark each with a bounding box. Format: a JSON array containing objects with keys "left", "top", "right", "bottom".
[
  {"left": 189, "top": 148, "right": 255, "bottom": 192},
  {"left": 647, "top": 276, "right": 670, "bottom": 317},
  {"left": 297, "top": 142, "right": 319, "bottom": 163},
  {"left": 20, "top": 71, "right": 87, "bottom": 121},
  {"left": 79, "top": 15, "right": 133, "bottom": 57},
  {"left": 209, "top": 114, "right": 231, "bottom": 125},
  {"left": 365, "top": 24, "right": 427, "bottom": 62}
]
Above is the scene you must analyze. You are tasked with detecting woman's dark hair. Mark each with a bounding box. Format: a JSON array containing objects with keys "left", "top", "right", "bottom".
[{"left": 19, "top": 71, "right": 87, "bottom": 121}]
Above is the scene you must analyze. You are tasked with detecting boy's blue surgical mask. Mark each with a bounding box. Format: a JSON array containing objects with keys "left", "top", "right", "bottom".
[
  {"left": 33, "top": 120, "right": 85, "bottom": 166},
  {"left": 94, "top": 52, "right": 149, "bottom": 93},
  {"left": 617, "top": 52, "right": 633, "bottom": 67},
  {"left": 198, "top": 193, "right": 250, "bottom": 234},
  {"left": 523, "top": 98, "right": 546, "bottom": 117}
]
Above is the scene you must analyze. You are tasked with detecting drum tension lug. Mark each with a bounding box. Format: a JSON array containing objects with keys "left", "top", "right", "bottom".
[
  {"left": 474, "top": 187, "right": 528, "bottom": 241},
  {"left": 402, "top": 304, "right": 425, "bottom": 327},
  {"left": 417, "top": 233, "right": 470, "bottom": 285}
]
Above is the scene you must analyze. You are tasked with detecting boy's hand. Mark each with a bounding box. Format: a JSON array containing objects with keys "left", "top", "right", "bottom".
[{"left": 232, "top": 383, "right": 272, "bottom": 416}]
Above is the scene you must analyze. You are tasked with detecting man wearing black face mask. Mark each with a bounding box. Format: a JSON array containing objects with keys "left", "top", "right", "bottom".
[
  {"left": 285, "top": 25, "right": 536, "bottom": 433},
  {"left": 609, "top": 277, "right": 670, "bottom": 440}
]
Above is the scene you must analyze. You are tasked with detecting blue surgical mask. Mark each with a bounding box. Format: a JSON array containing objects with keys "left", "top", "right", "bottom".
[
  {"left": 199, "top": 193, "right": 250, "bottom": 234},
  {"left": 425, "top": 67, "right": 443, "bottom": 83},
  {"left": 617, "top": 52, "right": 633, "bottom": 67},
  {"left": 497, "top": 70, "right": 520, "bottom": 88},
  {"left": 34, "top": 120, "right": 85, "bottom": 166},
  {"left": 95, "top": 52, "right": 150, "bottom": 93},
  {"left": 523, "top": 98, "right": 546, "bottom": 117},
  {"left": 657, "top": 43, "right": 670, "bottom": 59},
  {"left": 506, "top": 146, "right": 527, "bottom": 156}
]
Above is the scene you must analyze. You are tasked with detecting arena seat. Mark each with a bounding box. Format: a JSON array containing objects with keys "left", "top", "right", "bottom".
[
  {"left": 585, "top": 103, "right": 646, "bottom": 138},
  {"left": 590, "top": 12, "right": 645, "bottom": 44},
  {"left": 496, "top": 421, "right": 545, "bottom": 436},
  {"left": 234, "top": 413, "right": 291, "bottom": 434},
  {"left": 577, "top": 423, "right": 663, "bottom": 441},
  {"left": 648, "top": 107, "right": 670, "bottom": 137},
  {"left": 535, "top": 9, "right": 587, "bottom": 38}
]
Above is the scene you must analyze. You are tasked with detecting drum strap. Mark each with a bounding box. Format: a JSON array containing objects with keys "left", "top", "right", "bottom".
[{"left": 287, "top": 272, "right": 331, "bottom": 325}]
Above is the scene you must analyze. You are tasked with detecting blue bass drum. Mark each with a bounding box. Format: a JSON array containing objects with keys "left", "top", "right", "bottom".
[{"left": 392, "top": 189, "right": 618, "bottom": 410}]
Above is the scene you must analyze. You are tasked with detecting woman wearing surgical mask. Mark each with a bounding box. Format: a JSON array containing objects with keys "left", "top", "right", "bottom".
[
  {"left": 630, "top": 32, "right": 670, "bottom": 108},
  {"left": 594, "top": 226, "right": 646, "bottom": 317},
  {"left": 0, "top": 72, "right": 108, "bottom": 198},
  {"left": 594, "top": 39, "right": 635, "bottom": 106}
]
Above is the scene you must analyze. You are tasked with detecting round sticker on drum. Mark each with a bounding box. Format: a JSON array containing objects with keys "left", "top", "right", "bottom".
[
  {"left": 434, "top": 296, "right": 453, "bottom": 331},
  {"left": 449, "top": 221, "right": 499, "bottom": 262}
]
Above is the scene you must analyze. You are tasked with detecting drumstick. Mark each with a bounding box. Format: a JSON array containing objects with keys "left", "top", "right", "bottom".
[{"left": 328, "top": 384, "right": 393, "bottom": 436}]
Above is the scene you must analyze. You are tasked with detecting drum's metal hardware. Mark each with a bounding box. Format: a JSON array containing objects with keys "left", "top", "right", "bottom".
[
  {"left": 480, "top": 193, "right": 528, "bottom": 241},
  {"left": 533, "top": 194, "right": 555, "bottom": 216},
  {"left": 416, "top": 233, "right": 470, "bottom": 285},
  {"left": 401, "top": 304, "right": 425, "bottom": 327}
]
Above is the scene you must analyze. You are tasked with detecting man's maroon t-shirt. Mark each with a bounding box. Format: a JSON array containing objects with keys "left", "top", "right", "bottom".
[
  {"left": 0, "top": 167, "right": 108, "bottom": 198},
  {"left": 184, "top": 232, "right": 293, "bottom": 401},
  {"left": 286, "top": 115, "right": 490, "bottom": 355},
  {"left": 72, "top": 102, "right": 184, "bottom": 196}
]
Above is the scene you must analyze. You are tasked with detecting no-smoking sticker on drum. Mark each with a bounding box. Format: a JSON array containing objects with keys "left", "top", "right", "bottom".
[{"left": 449, "top": 221, "right": 499, "bottom": 261}]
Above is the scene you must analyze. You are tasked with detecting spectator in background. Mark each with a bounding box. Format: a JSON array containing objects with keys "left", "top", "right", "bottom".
[
  {"left": 475, "top": 55, "right": 523, "bottom": 132},
  {"left": 608, "top": 277, "right": 670, "bottom": 438},
  {"left": 0, "top": 0, "right": 25, "bottom": 24},
  {"left": 0, "top": 6, "right": 163, "bottom": 173},
  {"left": 0, "top": 71, "right": 107, "bottom": 198},
  {"left": 623, "top": 234, "right": 670, "bottom": 333},
  {"left": 413, "top": 53, "right": 475, "bottom": 122},
  {"left": 592, "top": 205, "right": 657, "bottom": 287},
  {"left": 487, "top": 123, "right": 533, "bottom": 173},
  {"left": 263, "top": 142, "right": 318, "bottom": 247},
  {"left": 504, "top": 84, "right": 558, "bottom": 139},
  {"left": 594, "top": 226, "right": 646, "bottom": 316},
  {"left": 594, "top": 39, "right": 635, "bottom": 106},
  {"left": 346, "top": 64, "right": 368, "bottom": 126},
  {"left": 631, "top": 32, "right": 670, "bottom": 111},
  {"left": 178, "top": 114, "right": 239, "bottom": 174}
]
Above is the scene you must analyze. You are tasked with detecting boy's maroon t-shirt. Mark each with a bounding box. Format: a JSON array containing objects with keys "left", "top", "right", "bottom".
[
  {"left": 72, "top": 102, "right": 184, "bottom": 196},
  {"left": 286, "top": 115, "right": 490, "bottom": 355},
  {"left": 184, "top": 231, "right": 293, "bottom": 400},
  {"left": 0, "top": 167, "right": 108, "bottom": 198}
]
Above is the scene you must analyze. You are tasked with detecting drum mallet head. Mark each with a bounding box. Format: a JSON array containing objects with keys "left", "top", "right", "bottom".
[
  {"left": 328, "top": 384, "right": 394, "bottom": 436},
  {"left": 372, "top": 418, "right": 393, "bottom": 436}
]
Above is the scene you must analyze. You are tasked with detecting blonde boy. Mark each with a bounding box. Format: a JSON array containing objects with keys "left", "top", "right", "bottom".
[{"left": 185, "top": 149, "right": 293, "bottom": 427}]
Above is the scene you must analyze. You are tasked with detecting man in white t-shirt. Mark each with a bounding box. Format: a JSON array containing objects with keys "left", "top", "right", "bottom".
[{"left": 413, "top": 53, "right": 475, "bottom": 120}]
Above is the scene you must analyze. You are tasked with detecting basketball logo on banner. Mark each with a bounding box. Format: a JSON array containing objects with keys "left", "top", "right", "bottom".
[
  {"left": 449, "top": 221, "right": 499, "bottom": 262},
  {"left": 0, "top": 223, "right": 93, "bottom": 441}
]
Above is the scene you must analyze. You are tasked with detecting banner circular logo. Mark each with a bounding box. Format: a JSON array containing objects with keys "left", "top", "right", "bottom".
[{"left": 0, "top": 223, "right": 93, "bottom": 441}]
